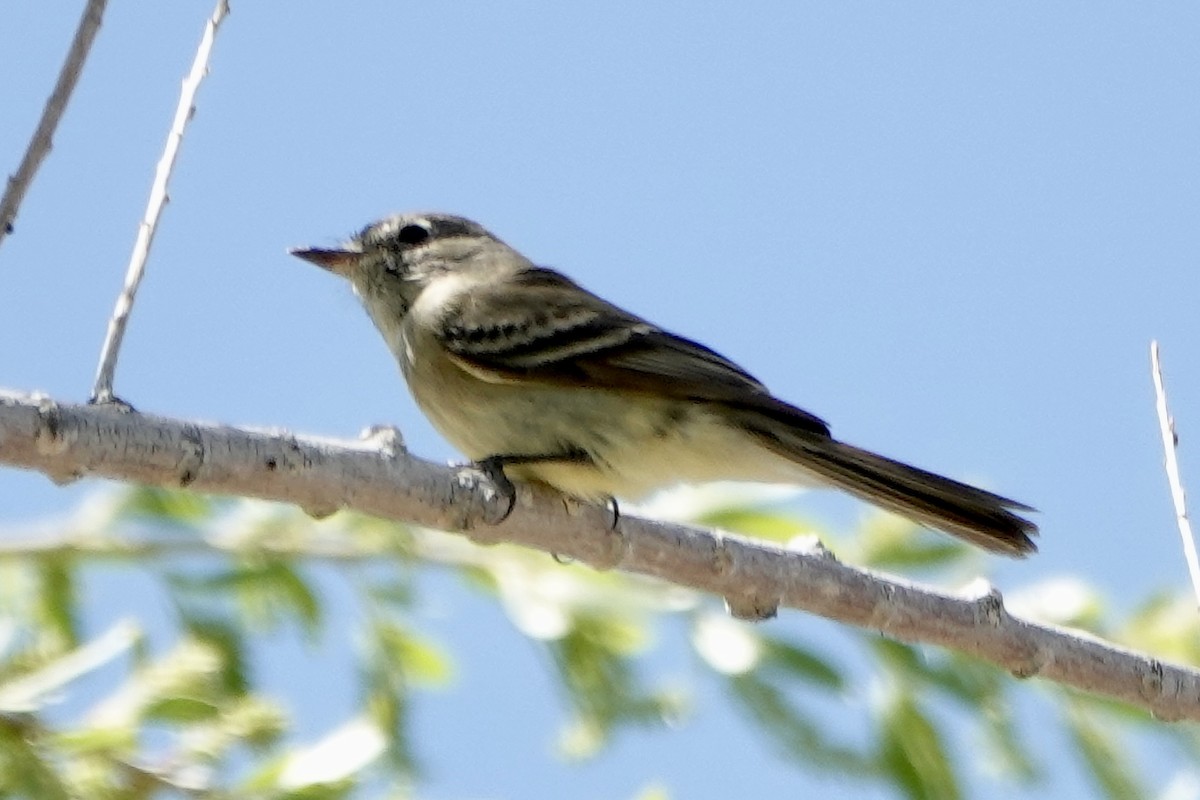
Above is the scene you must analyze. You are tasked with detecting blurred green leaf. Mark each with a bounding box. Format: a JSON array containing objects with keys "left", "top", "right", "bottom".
[
  {"left": 364, "top": 681, "right": 413, "bottom": 774},
  {"left": 239, "top": 750, "right": 287, "bottom": 792},
  {"left": 362, "top": 623, "right": 420, "bottom": 774},
  {"left": 877, "top": 691, "right": 960, "bottom": 800},
  {"left": 115, "top": 486, "right": 215, "bottom": 524},
  {"left": 36, "top": 558, "right": 78, "bottom": 648},
  {"left": 51, "top": 725, "right": 136, "bottom": 755},
  {"left": 631, "top": 781, "right": 670, "bottom": 800},
  {"left": 0, "top": 717, "right": 72, "bottom": 800},
  {"left": 223, "top": 696, "right": 288, "bottom": 749},
  {"left": 729, "top": 672, "right": 874, "bottom": 775},
  {"left": 549, "top": 613, "right": 678, "bottom": 757},
  {"left": 1063, "top": 701, "right": 1145, "bottom": 800},
  {"left": 373, "top": 622, "right": 453, "bottom": 688},
  {"left": 977, "top": 699, "right": 1040, "bottom": 784},
  {"left": 335, "top": 512, "right": 417, "bottom": 554},
  {"left": 867, "top": 540, "right": 968, "bottom": 571},
  {"left": 259, "top": 561, "right": 322, "bottom": 636},
  {"left": 457, "top": 563, "right": 500, "bottom": 594},
  {"left": 1117, "top": 592, "right": 1200, "bottom": 665},
  {"left": 169, "top": 695, "right": 286, "bottom": 767},
  {"left": 760, "top": 636, "right": 844, "bottom": 690},
  {"left": 854, "top": 515, "right": 969, "bottom": 571},
  {"left": 144, "top": 695, "right": 221, "bottom": 723},
  {"left": 180, "top": 614, "right": 250, "bottom": 694},
  {"left": 697, "top": 507, "right": 814, "bottom": 542},
  {"left": 84, "top": 638, "right": 226, "bottom": 730},
  {"left": 366, "top": 580, "right": 415, "bottom": 610},
  {"left": 171, "top": 560, "right": 322, "bottom": 637},
  {"left": 869, "top": 639, "right": 999, "bottom": 707},
  {"left": 559, "top": 716, "right": 607, "bottom": 760}
]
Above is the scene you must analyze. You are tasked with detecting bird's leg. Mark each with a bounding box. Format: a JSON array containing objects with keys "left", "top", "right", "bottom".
[
  {"left": 469, "top": 448, "right": 593, "bottom": 523},
  {"left": 472, "top": 455, "right": 519, "bottom": 519}
]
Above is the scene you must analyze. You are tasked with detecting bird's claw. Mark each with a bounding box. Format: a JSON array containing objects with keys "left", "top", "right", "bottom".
[
  {"left": 604, "top": 496, "right": 620, "bottom": 530},
  {"left": 473, "top": 455, "right": 517, "bottom": 522}
]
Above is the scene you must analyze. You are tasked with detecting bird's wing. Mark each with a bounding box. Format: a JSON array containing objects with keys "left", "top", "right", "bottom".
[{"left": 435, "top": 267, "right": 831, "bottom": 437}]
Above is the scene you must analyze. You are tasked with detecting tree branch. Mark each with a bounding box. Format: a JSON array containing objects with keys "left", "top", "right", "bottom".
[
  {"left": 0, "top": 388, "right": 1197, "bottom": 721},
  {"left": 1151, "top": 340, "right": 1200, "bottom": 610},
  {"left": 91, "top": 0, "right": 230, "bottom": 403},
  {"left": 0, "top": 0, "right": 108, "bottom": 249}
]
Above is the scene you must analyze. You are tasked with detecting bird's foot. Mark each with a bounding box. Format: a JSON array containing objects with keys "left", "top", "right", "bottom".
[{"left": 471, "top": 455, "right": 518, "bottom": 522}]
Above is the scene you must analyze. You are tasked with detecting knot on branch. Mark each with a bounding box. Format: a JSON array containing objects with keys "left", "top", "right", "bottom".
[
  {"left": 33, "top": 395, "right": 68, "bottom": 456},
  {"left": 713, "top": 532, "right": 780, "bottom": 621},
  {"left": 790, "top": 534, "right": 836, "bottom": 561},
  {"left": 725, "top": 594, "right": 779, "bottom": 622},
  {"left": 1141, "top": 659, "right": 1188, "bottom": 722},
  {"left": 33, "top": 396, "right": 80, "bottom": 485},
  {"left": 962, "top": 578, "right": 1006, "bottom": 627},
  {"left": 1009, "top": 646, "right": 1051, "bottom": 680},
  {"left": 359, "top": 424, "right": 406, "bottom": 458},
  {"left": 177, "top": 424, "right": 205, "bottom": 487}
]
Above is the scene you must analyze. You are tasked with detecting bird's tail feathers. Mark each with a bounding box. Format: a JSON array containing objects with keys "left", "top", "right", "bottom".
[{"left": 748, "top": 424, "right": 1037, "bottom": 556}]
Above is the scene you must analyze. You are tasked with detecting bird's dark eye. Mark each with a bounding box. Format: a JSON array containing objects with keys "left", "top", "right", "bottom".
[{"left": 396, "top": 223, "right": 431, "bottom": 246}]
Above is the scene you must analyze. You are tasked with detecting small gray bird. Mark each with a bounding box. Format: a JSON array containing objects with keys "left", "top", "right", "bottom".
[{"left": 292, "top": 212, "right": 1037, "bottom": 556}]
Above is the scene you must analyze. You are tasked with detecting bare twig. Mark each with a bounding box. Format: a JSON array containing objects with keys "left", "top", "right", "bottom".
[
  {"left": 1, "top": 388, "right": 1198, "bottom": 721},
  {"left": 1151, "top": 341, "right": 1200, "bottom": 610},
  {"left": 90, "top": 0, "right": 230, "bottom": 403},
  {"left": 0, "top": 0, "right": 108, "bottom": 249}
]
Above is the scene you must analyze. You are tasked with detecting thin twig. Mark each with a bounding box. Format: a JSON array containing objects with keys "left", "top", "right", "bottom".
[
  {"left": 90, "top": 0, "right": 231, "bottom": 403},
  {"left": 0, "top": 0, "right": 108, "bottom": 249},
  {"left": 1151, "top": 341, "right": 1200, "bottom": 610},
  {"left": 1, "top": 388, "right": 1198, "bottom": 721}
]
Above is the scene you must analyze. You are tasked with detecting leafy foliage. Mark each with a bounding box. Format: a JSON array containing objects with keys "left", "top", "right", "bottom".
[{"left": 0, "top": 485, "right": 1194, "bottom": 798}]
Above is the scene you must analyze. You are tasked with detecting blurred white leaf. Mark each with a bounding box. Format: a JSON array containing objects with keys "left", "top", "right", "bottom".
[
  {"left": 1006, "top": 577, "right": 1100, "bottom": 626},
  {"left": 630, "top": 482, "right": 804, "bottom": 522},
  {"left": 692, "top": 612, "right": 761, "bottom": 675},
  {"left": 278, "top": 716, "right": 386, "bottom": 788},
  {"left": 0, "top": 619, "right": 140, "bottom": 712}
]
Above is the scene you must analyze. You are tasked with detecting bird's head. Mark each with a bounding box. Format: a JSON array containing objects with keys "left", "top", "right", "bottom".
[{"left": 291, "top": 212, "right": 522, "bottom": 314}]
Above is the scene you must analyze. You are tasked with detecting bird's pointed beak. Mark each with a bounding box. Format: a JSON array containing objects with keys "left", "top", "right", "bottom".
[{"left": 289, "top": 246, "right": 360, "bottom": 277}]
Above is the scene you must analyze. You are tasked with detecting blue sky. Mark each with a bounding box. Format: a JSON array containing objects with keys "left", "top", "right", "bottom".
[{"left": 3, "top": 3, "right": 1200, "bottom": 797}]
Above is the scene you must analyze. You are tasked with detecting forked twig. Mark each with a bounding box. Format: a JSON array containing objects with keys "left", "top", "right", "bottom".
[
  {"left": 0, "top": 0, "right": 109, "bottom": 250},
  {"left": 1150, "top": 340, "right": 1200, "bottom": 610},
  {"left": 90, "top": 0, "right": 231, "bottom": 403}
]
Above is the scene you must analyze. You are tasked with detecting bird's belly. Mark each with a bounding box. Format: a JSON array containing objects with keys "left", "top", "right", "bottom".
[
  {"left": 505, "top": 410, "right": 806, "bottom": 501},
  {"left": 404, "top": 362, "right": 802, "bottom": 499}
]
